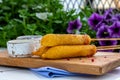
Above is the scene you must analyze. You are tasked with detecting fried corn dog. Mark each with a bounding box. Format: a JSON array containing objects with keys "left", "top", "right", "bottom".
[
  {"left": 41, "top": 34, "right": 91, "bottom": 46},
  {"left": 32, "top": 46, "right": 49, "bottom": 56},
  {"left": 41, "top": 45, "right": 97, "bottom": 59}
]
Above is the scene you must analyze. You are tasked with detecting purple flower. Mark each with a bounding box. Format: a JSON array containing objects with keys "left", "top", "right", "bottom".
[
  {"left": 88, "top": 13, "right": 103, "bottom": 31},
  {"left": 96, "top": 22, "right": 118, "bottom": 52},
  {"left": 108, "top": 21, "right": 120, "bottom": 38},
  {"left": 104, "top": 8, "right": 113, "bottom": 20},
  {"left": 94, "top": 9, "right": 114, "bottom": 31},
  {"left": 95, "top": 20, "right": 108, "bottom": 31},
  {"left": 67, "top": 19, "right": 82, "bottom": 34},
  {"left": 99, "top": 40, "right": 117, "bottom": 46},
  {"left": 96, "top": 25, "right": 110, "bottom": 38},
  {"left": 112, "top": 14, "right": 120, "bottom": 21}
]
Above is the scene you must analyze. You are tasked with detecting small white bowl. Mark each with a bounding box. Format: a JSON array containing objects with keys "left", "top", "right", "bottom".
[
  {"left": 7, "top": 40, "right": 34, "bottom": 57},
  {"left": 16, "top": 35, "right": 42, "bottom": 40},
  {"left": 16, "top": 35, "right": 42, "bottom": 52}
]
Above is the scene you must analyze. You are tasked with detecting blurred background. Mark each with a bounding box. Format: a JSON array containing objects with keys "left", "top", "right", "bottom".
[
  {"left": 62, "top": 0, "right": 119, "bottom": 14},
  {"left": 0, "top": 0, "right": 119, "bottom": 47}
]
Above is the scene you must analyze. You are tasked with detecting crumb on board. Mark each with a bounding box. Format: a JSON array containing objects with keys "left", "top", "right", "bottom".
[
  {"left": 104, "top": 56, "right": 107, "bottom": 58},
  {"left": 66, "top": 58, "right": 70, "bottom": 61},
  {"left": 91, "top": 58, "right": 94, "bottom": 62}
]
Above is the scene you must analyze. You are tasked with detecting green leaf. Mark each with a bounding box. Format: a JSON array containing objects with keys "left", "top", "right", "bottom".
[
  {"left": 54, "top": 20, "right": 62, "bottom": 24},
  {"left": 26, "top": 24, "right": 37, "bottom": 32}
]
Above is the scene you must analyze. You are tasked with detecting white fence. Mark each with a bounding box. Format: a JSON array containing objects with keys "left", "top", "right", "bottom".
[{"left": 61, "top": 0, "right": 119, "bottom": 13}]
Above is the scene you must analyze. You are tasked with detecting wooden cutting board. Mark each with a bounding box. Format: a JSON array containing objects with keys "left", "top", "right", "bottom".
[{"left": 0, "top": 51, "right": 120, "bottom": 75}]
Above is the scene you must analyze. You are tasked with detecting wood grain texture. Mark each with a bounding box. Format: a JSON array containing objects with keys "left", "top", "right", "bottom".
[{"left": 0, "top": 51, "right": 120, "bottom": 75}]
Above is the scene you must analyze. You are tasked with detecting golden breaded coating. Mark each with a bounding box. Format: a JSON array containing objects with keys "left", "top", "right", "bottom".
[
  {"left": 41, "top": 45, "right": 96, "bottom": 59},
  {"left": 32, "top": 46, "right": 50, "bottom": 56},
  {"left": 41, "top": 34, "right": 91, "bottom": 46}
]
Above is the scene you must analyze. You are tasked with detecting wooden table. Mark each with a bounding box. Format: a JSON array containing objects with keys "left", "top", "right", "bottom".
[
  {"left": 0, "top": 48, "right": 120, "bottom": 80},
  {"left": 0, "top": 66, "right": 120, "bottom": 80}
]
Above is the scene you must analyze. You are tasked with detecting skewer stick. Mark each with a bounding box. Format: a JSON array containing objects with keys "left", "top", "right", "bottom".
[
  {"left": 92, "top": 37, "right": 120, "bottom": 50},
  {"left": 97, "top": 47, "right": 120, "bottom": 50},
  {"left": 92, "top": 38, "right": 120, "bottom": 41},
  {"left": 97, "top": 45, "right": 120, "bottom": 50},
  {"left": 97, "top": 45, "right": 120, "bottom": 49}
]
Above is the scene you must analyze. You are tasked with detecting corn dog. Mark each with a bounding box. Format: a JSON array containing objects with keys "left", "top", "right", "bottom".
[
  {"left": 32, "top": 46, "right": 49, "bottom": 56},
  {"left": 41, "top": 34, "right": 91, "bottom": 46},
  {"left": 41, "top": 45, "right": 96, "bottom": 59}
]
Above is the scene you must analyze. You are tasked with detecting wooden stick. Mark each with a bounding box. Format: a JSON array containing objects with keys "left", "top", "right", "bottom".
[
  {"left": 97, "top": 45, "right": 120, "bottom": 49},
  {"left": 92, "top": 38, "right": 120, "bottom": 41},
  {"left": 97, "top": 47, "right": 120, "bottom": 50}
]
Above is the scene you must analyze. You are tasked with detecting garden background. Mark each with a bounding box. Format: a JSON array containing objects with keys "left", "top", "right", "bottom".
[{"left": 0, "top": 0, "right": 119, "bottom": 47}]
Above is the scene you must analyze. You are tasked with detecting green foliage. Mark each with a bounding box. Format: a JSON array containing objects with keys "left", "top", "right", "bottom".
[
  {"left": 79, "top": 6, "right": 96, "bottom": 38},
  {"left": 0, "top": 0, "right": 94, "bottom": 47}
]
